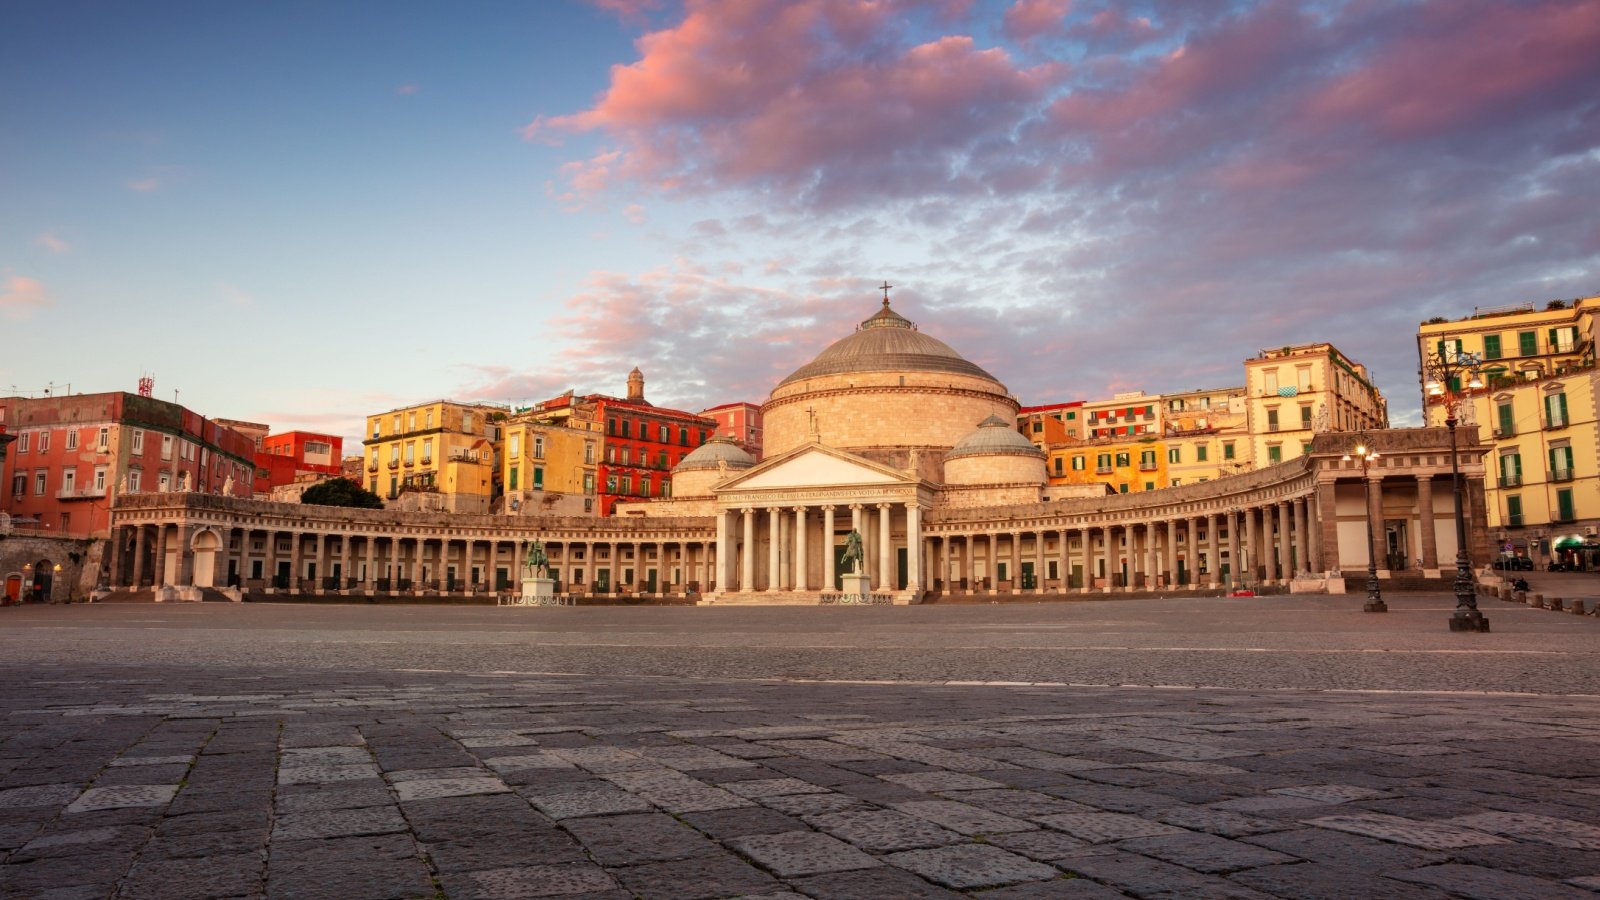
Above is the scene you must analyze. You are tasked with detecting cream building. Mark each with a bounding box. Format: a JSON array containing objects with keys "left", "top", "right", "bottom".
[
  {"left": 363, "top": 400, "right": 506, "bottom": 514},
  {"left": 106, "top": 293, "right": 1488, "bottom": 604},
  {"left": 1244, "top": 343, "right": 1387, "bottom": 467}
]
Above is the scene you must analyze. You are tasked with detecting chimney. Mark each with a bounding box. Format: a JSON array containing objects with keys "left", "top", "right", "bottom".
[{"left": 627, "top": 367, "right": 645, "bottom": 402}]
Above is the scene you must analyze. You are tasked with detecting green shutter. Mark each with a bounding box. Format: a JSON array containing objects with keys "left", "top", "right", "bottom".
[
  {"left": 1506, "top": 495, "right": 1522, "bottom": 524},
  {"left": 1520, "top": 331, "right": 1537, "bottom": 356},
  {"left": 1559, "top": 393, "right": 1569, "bottom": 422},
  {"left": 1549, "top": 328, "right": 1559, "bottom": 349},
  {"left": 1497, "top": 403, "right": 1514, "bottom": 436},
  {"left": 1558, "top": 489, "right": 1575, "bottom": 521},
  {"left": 1484, "top": 335, "right": 1501, "bottom": 359}
]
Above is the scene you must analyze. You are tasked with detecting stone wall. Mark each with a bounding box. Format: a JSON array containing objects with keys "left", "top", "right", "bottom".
[
  {"left": 944, "top": 453, "right": 1046, "bottom": 487},
  {"left": 764, "top": 371, "right": 1017, "bottom": 458},
  {"left": 0, "top": 534, "right": 97, "bottom": 602}
]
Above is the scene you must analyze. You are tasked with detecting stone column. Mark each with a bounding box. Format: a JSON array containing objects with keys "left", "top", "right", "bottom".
[
  {"left": 1317, "top": 483, "right": 1340, "bottom": 573},
  {"left": 153, "top": 524, "right": 169, "bottom": 587},
  {"left": 1139, "top": 523, "right": 1154, "bottom": 589},
  {"left": 314, "top": 533, "right": 329, "bottom": 589},
  {"left": 1417, "top": 476, "right": 1438, "bottom": 569},
  {"left": 1244, "top": 507, "right": 1259, "bottom": 584},
  {"left": 878, "top": 504, "right": 894, "bottom": 591},
  {"left": 823, "top": 506, "right": 836, "bottom": 589},
  {"left": 777, "top": 511, "right": 790, "bottom": 591},
  {"left": 108, "top": 526, "right": 127, "bottom": 589},
  {"left": 1367, "top": 474, "right": 1385, "bottom": 572},
  {"left": 794, "top": 507, "right": 808, "bottom": 592},
  {"left": 175, "top": 526, "right": 196, "bottom": 586},
  {"left": 741, "top": 509, "right": 755, "bottom": 592},
  {"left": 923, "top": 536, "right": 934, "bottom": 590},
  {"left": 1080, "top": 527, "right": 1094, "bottom": 593},
  {"left": 1205, "top": 513, "right": 1220, "bottom": 588},
  {"left": 964, "top": 534, "right": 975, "bottom": 591},
  {"left": 1291, "top": 499, "right": 1306, "bottom": 578},
  {"left": 715, "top": 510, "right": 730, "bottom": 590},
  {"left": 1057, "top": 529, "right": 1070, "bottom": 592},
  {"left": 340, "top": 534, "right": 353, "bottom": 589},
  {"left": 1227, "top": 510, "right": 1241, "bottom": 587},
  {"left": 1278, "top": 501, "right": 1293, "bottom": 582},
  {"left": 1163, "top": 520, "right": 1178, "bottom": 588},
  {"left": 906, "top": 504, "right": 922, "bottom": 593},
  {"left": 1304, "top": 496, "right": 1322, "bottom": 574},
  {"left": 1033, "top": 531, "right": 1045, "bottom": 593},
  {"left": 131, "top": 525, "right": 148, "bottom": 589},
  {"left": 290, "top": 532, "right": 304, "bottom": 591},
  {"left": 1129, "top": 525, "right": 1144, "bottom": 590},
  {"left": 766, "top": 508, "right": 781, "bottom": 592},
  {"left": 364, "top": 536, "right": 376, "bottom": 588}
]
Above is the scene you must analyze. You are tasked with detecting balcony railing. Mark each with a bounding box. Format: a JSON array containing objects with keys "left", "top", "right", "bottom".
[
  {"left": 387, "top": 460, "right": 399, "bottom": 470},
  {"left": 1139, "top": 463, "right": 1158, "bottom": 472},
  {"left": 420, "top": 456, "right": 432, "bottom": 465},
  {"left": 57, "top": 486, "right": 107, "bottom": 500},
  {"left": 1492, "top": 428, "right": 1515, "bottom": 439},
  {"left": 1551, "top": 467, "right": 1575, "bottom": 483},
  {"left": 1507, "top": 513, "right": 1524, "bottom": 527},
  {"left": 1095, "top": 466, "right": 1113, "bottom": 474},
  {"left": 367, "top": 462, "right": 378, "bottom": 472},
  {"left": 1498, "top": 474, "right": 1522, "bottom": 488},
  {"left": 1554, "top": 511, "right": 1578, "bottom": 523},
  {"left": 1545, "top": 417, "right": 1569, "bottom": 430}
]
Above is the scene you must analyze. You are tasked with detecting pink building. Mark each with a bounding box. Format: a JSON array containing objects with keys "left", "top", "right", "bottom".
[
  {"left": 0, "top": 392, "right": 256, "bottom": 538},
  {"left": 700, "top": 401, "right": 764, "bottom": 460},
  {"left": 255, "top": 431, "right": 344, "bottom": 494}
]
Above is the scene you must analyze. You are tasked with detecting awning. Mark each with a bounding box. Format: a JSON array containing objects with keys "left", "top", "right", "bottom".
[{"left": 1552, "top": 536, "right": 1600, "bottom": 551}]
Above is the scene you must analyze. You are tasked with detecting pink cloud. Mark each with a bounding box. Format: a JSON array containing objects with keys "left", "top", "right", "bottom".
[
  {"left": 1003, "top": 0, "right": 1071, "bottom": 44},
  {"left": 126, "top": 177, "right": 161, "bottom": 193},
  {"left": 395, "top": 83, "right": 421, "bottom": 96},
  {"left": 34, "top": 232, "right": 70, "bottom": 254},
  {"left": 0, "top": 273, "right": 51, "bottom": 320},
  {"left": 531, "top": 0, "right": 1064, "bottom": 206}
]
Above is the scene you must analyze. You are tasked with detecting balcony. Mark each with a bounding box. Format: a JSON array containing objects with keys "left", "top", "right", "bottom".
[
  {"left": 57, "top": 486, "right": 107, "bottom": 500},
  {"left": 367, "top": 462, "right": 378, "bottom": 472},
  {"left": 1551, "top": 467, "right": 1575, "bottom": 483},
  {"left": 1545, "top": 417, "right": 1569, "bottom": 431},
  {"left": 387, "top": 460, "right": 400, "bottom": 470},
  {"left": 403, "top": 459, "right": 415, "bottom": 467},
  {"left": 1492, "top": 428, "right": 1515, "bottom": 439},
  {"left": 1095, "top": 466, "right": 1113, "bottom": 474},
  {"left": 420, "top": 457, "right": 432, "bottom": 465},
  {"left": 1498, "top": 474, "right": 1522, "bottom": 488},
  {"left": 1138, "top": 462, "right": 1158, "bottom": 472},
  {"left": 1554, "top": 511, "right": 1578, "bottom": 523},
  {"left": 1507, "top": 513, "right": 1524, "bottom": 527}
]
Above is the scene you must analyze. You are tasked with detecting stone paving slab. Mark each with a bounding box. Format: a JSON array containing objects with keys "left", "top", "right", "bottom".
[{"left": 1, "top": 599, "right": 1599, "bottom": 897}]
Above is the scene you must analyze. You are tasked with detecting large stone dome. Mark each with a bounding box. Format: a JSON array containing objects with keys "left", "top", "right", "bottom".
[
  {"left": 763, "top": 293, "right": 1018, "bottom": 465},
  {"left": 674, "top": 437, "right": 756, "bottom": 472},
  {"left": 946, "top": 415, "right": 1047, "bottom": 460},
  {"left": 777, "top": 302, "right": 999, "bottom": 386}
]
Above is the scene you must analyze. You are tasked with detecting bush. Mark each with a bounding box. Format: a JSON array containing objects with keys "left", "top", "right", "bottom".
[{"left": 300, "top": 478, "right": 384, "bottom": 509}]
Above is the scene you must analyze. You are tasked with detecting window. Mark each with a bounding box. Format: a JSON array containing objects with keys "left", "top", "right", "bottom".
[
  {"left": 425, "top": 409, "right": 433, "bottom": 428},
  {"left": 1302, "top": 441, "right": 1312, "bottom": 455},
  {"left": 38, "top": 431, "right": 49, "bottom": 451},
  {"left": 1300, "top": 406, "right": 1313, "bottom": 429},
  {"left": 62, "top": 470, "right": 75, "bottom": 495},
  {"left": 1095, "top": 453, "right": 1111, "bottom": 473},
  {"left": 1031, "top": 420, "right": 1043, "bottom": 434},
  {"left": 1436, "top": 338, "right": 1464, "bottom": 361},
  {"left": 509, "top": 466, "right": 519, "bottom": 490},
  {"left": 1072, "top": 456, "right": 1086, "bottom": 471},
  {"left": 371, "top": 420, "right": 381, "bottom": 438},
  {"left": 405, "top": 442, "right": 415, "bottom": 464},
  {"left": 1497, "top": 402, "right": 1515, "bottom": 437},
  {"left": 1267, "top": 409, "right": 1279, "bottom": 431},
  {"left": 584, "top": 473, "right": 595, "bottom": 494},
  {"left": 1519, "top": 331, "right": 1537, "bottom": 356},
  {"left": 161, "top": 434, "right": 173, "bottom": 460},
  {"left": 132, "top": 429, "right": 143, "bottom": 452},
  {"left": 94, "top": 468, "right": 106, "bottom": 491},
  {"left": 585, "top": 443, "right": 595, "bottom": 464},
  {"left": 659, "top": 424, "right": 668, "bottom": 442},
  {"left": 533, "top": 467, "right": 544, "bottom": 489},
  {"left": 678, "top": 427, "right": 689, "bottom": 446},
  {"left": 1551, "top": 326, "right": 1577, "bottom": 353},
  {"left": 1267, "top": 445, "right": 1282, "bottom": 463},
  {"left": 534, "top": 436, "right": 545, "bottom": 459},
  {"left": 509, "top": 434, "right": 520, "bottom": 457},
  {"left": 1505, "top": 494, "right": 1523, "bottom": 526},
  {"left": 1167, "top": 448, "right": 1181, "bottom": 464},
  {"left": 34, "top": 471, "right": 47, "bottom": 495},
  {"left": 1297, "top": 368, "right": 1311, "bottom": 390},
  {"left": 1550, "top": 445, "right": 1574, "bottom": 481},
  {"left": 66, "top": 430, "right": 78, "bottom": 451},
  {"left": 1223, "top": 442, "right": 1235, "bottom": 460},
  {"left": 1557, "top": 487, "right": 1576, "bottom": 522},
  {"left": 1498, "top": 452, "right": 1522, "bottom": 487},
  {"left": 462, "top": 412, "right": 473, "bottom": 433},
  {"left": 1545, "top": 392, "right": 1569, "bottom": 428},
  {"left": 1115, "top": 452, "right": 1130, "bottom": 467},
  {"left": 128, "top": 470, "right": 141, "bottom": 491},
  {"left": 1196, "top": 444, "right": 1208, "bottom": 462},
  {"left": 1053, "top": 457, "right": 1063, "bottom": 475},
  {"left": 621, "top": 420, "right": 631, "bottom": 438},
  {"left": 11, "top": 474, "right": 23, "bottom": 496},
  {"left": 421, "top": 438, "right": 432, "bottom": 462},
  {"left": 17, "top": 432, "right": 27, "bottom": 453},
  {"left": 1118, "top": 484, "right": 1128, "bottom": 494},
  {"left": 1263, "top": 370, "right": 1279, "bottom": 392},
  {"left": 1484, "top": 334, "right": 1502, "bottom": 359},
  {"left": 657, "top": 450, "right": 668, "bottom": 468},
  {"left": 621, "top": 447, "right": 631, "bottom": 465},
  {"left": 608, "top": 418, "right": 617, "bottom": 435},
  {"left": 1144, "top": 481, "right": 1154, "bottom": 491}
]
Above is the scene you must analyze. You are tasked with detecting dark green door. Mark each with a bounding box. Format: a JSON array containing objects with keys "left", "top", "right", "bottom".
[
  {"left": 645, "top": 569, "right": 657, "bottom": 593},
  {"left": 1021, "top": 562, "right": 1035, "bottom": 589},
  {"left": 897, "top": 548, "right": 907, "bottom": 590},
  {"left": 596, "top": 568, "right": 610, "bottom": 593}
]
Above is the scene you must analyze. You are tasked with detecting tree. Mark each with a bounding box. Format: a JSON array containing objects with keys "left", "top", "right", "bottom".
[{"left": 300, "top": 478, "right": 384, "bottom": 509}]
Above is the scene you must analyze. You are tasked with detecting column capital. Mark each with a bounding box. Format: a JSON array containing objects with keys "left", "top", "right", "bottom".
[
  {"left": 876, "top": 502, "right": 893, "bottom": 510},
  {"left": 821, "top": 504, "right": 836, "bottom": 512},
  {"left": 791, "top": 506, "right": 806, "bottom": 513}
]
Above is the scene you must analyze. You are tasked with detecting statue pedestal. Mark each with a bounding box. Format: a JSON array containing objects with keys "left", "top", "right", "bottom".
[
  {"left": 520, "top": 577, "right": 556, "bottom": 604},
  {"left": 840, "top": 573, "right": 872, "bottom": 603}
]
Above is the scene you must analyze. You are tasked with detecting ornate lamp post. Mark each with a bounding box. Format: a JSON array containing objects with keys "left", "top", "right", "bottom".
[
  {"left": 1343, "top": 434, "right": 1385, "bottom": 612},
  {"left": 1424, "top": 345, "right": 1490, "bottom": 632}
]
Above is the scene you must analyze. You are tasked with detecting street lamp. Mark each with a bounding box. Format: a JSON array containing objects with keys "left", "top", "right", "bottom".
[
  {"left": 1342, "top": 434, "right": 1385, "bottom": 613},
  {"left": 1424, "top": 344, "right": 1490, "bottom": 632}
]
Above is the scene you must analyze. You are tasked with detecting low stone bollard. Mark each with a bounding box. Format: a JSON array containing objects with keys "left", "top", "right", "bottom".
[
  {"left": 1530, "top": 593, "right": 1544, "bottom": 607},
  {"left": 1570, "top": 600, "right": 1587, "bottom": 615},
  {"left": 1513, "top": 590, "right": 1527, "bottom": 603},
  {"left": 1548, "top": 597, "right": 1564, "bottom": 611}
]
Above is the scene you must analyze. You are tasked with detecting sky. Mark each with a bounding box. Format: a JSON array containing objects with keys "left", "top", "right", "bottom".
[{"left": 3, "top": 0, "right": 1597, "bottom": 451}]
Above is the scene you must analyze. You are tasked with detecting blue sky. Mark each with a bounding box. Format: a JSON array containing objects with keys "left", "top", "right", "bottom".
[{"left": 4, "top": 1, "right": 1597, "bottom": 449}]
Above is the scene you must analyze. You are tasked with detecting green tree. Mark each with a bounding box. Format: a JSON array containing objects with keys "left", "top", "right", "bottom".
[{"left": 300, "top": 478, "right": 384, "bottom": 509}]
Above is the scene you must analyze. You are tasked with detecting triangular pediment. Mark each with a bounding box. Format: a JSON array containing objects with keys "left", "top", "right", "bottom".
[{"left": 717, "top": 443, "right": 909, "bottom": 492}]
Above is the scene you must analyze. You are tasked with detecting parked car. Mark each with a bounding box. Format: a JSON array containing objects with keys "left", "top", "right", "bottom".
[{"left": 1494, "top": 555, "right": 1535, "bottom": 570}]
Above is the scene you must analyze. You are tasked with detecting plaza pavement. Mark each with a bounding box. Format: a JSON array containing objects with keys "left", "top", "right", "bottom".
[{"left": 0, "top": 591, "right": 1598, "bottom": 899}]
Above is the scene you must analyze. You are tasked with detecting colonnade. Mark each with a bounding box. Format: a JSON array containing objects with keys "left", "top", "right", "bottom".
[
  {"left": 106, "top": 523, "right": 717, "bottom": 596},
  {"left": 713, "top": 500, "right": 922, "bottom": 594}
]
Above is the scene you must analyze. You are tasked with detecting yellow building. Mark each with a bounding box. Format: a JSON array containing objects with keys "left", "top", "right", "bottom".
[
  {"left": 1045, "top": 438, "right": 1171, "bottom": 494},
  {"left": 1161, "top": 386, "right": 1250, "bottom": 486},
  {"left": 501, "top": 398, "right": 603, "bottom": 517},
  {"left": 1243, "top": 343, "right": 1386, "bottom": 467},
  {"left": 1417, "top": 296, "right": 1600, "bottom": 564},
  {"left": 362, "top": 400, "right": 506, "bottom": 514}
]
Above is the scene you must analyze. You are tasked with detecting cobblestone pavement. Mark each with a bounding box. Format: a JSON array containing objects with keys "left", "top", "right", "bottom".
[{"left": 1, "top": 593, "right": 1598, "bottom": 898}]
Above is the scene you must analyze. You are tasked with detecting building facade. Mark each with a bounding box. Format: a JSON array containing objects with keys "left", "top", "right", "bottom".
[
  {"left": 501, "top": 398, "right": 602, "bottom": 517},
  {"left": 362, "top": 400, "right": 506, "bottom": 514},
  {"left": 108, "top": 293, "right": 1487, "bottom": 604},
  {"left": 591, "top": 368, "right": 716, "bottom": 516},
  {"left": 701, "top": 401, "right": 764, "bottom": 459},
  {"left": 1243, "top": 342, "right": 1388, "bottom": 467},
  {"left": 1417, "top": 296, "right": 1600, "bottom": 565},
  {"left": 255, "top": 430, "right": 344, "bottom": 500},
  {"left": 0, "top": 392, "right": 255, "bottom": 538}
]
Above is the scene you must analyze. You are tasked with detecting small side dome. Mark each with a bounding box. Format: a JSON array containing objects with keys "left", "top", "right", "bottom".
[
  {"left": 674, "top": 437, "right": 756, "bottom": 473},
  {"left": 945, "top": 414, "right": 1044, "bottom": 460}
]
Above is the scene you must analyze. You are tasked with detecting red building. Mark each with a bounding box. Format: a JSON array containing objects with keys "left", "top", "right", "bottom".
[
  {"left": 574, "top": 368, "right": 716, "bottom": 516},
  {"left": 0, "top": 392, "right": 256, "bottom": 538},
  {"left": 700, "top": 401, "right": 764, "bottom": 459},
  {"left": 254, "top": 431, "right": 344, "bottom": 495}
]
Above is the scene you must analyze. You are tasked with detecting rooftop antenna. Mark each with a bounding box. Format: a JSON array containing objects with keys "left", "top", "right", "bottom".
[{"left": 137, "top": 375, "right": 153, "bottom": 397}]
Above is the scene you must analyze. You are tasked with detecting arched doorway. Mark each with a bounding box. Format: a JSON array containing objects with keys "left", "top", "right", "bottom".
[
  {"left": 192, "top": 530, "right": 219, "bottom": 588},
  {"left": 3, "top": 573, "right": 20, "bottom": 604},
  {"left": 29, "top": 560, "right": 53, "bottom": 603}
]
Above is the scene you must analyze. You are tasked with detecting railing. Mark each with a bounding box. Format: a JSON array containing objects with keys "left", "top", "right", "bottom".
[
  {"left": 367, "top": 463, "right": 378, "bottom": 472},
  {"left": 1554, "top": 511, "right": 1578, "bottom": 523},
  {"left": 1492, "top": 428, "right": 1514, "bottom": 439},
  {"left": 1507, "top": 513, "right": 1524, "bottom": 527},
  {"left": 1551, "top": 468, "right": 1575, "bottom": 483},
  {"left": 387, "top": 461, "right": 399, "bottom": 469},
  {"left": 57, "top": 486, "right": 107, "bottom": 499},
  {"left": 1498, "top": 474, "right": 1522, "bottom": 488},
  {"left": 1545, "top": 417, "right": 1568, "bottom": 430},
  {"left": 1095, "top": 466, "right": 1113, "bottom": 474},
  {"left": 1138, "top": 463, "right": 1157, "bottom": 472},
  {"left": 420, "top": 457, "right": 432, "bottom": 465}
]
